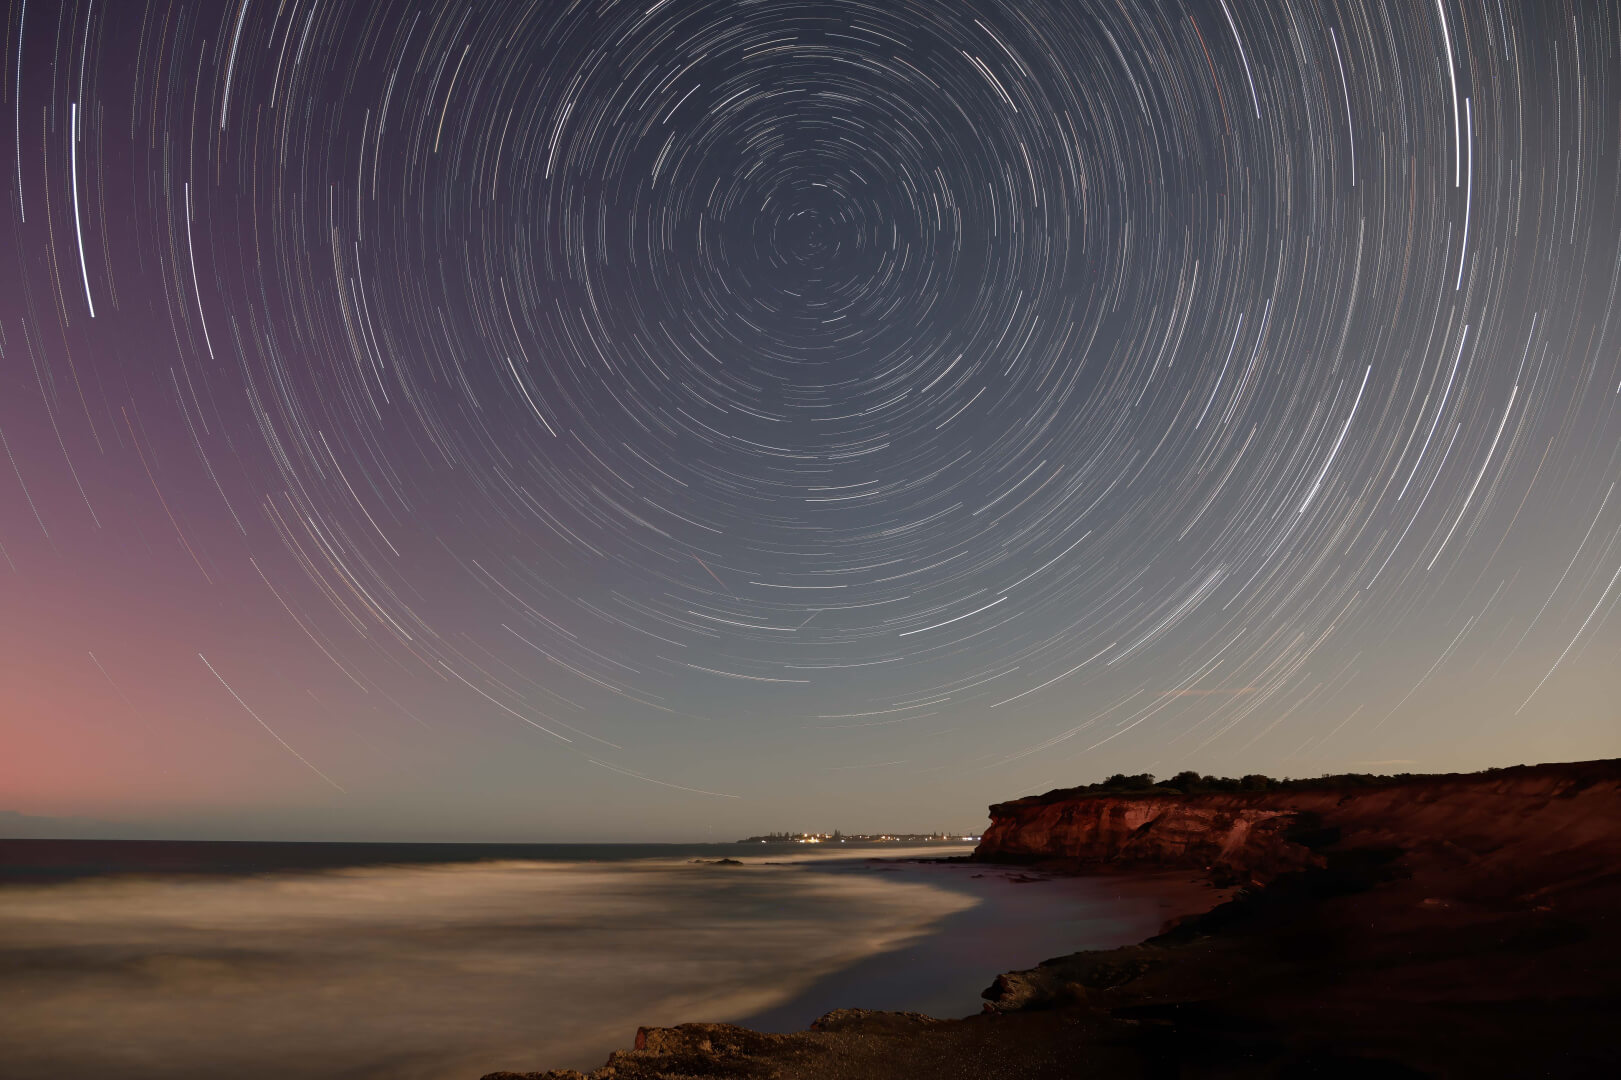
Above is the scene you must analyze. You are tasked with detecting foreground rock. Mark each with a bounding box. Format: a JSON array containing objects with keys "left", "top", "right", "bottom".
[
  {"left": 486, "top": 759, "right": 1621, "bottom": 1078},
  {"left": 482, "top": 1008, "right": 1179, "bottom": 1080}
]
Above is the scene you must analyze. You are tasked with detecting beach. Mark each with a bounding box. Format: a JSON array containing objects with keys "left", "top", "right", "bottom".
[{"left": 737, "top": 863, "right": 1221, "bottom": 1032}]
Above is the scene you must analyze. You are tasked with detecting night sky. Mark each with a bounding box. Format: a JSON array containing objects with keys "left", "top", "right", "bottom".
[{"left": 2, "top": 0, "right": 1617, "bottom": 841}]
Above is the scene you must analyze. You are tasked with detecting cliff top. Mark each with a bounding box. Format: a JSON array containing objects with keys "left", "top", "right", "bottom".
[{"left": 991, "top": 756, "right": 1621, "bottom": 811}]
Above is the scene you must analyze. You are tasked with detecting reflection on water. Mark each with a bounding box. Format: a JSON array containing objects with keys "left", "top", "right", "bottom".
[{"left": 0, "top": 851, "right": 976, "bottom": 1080}]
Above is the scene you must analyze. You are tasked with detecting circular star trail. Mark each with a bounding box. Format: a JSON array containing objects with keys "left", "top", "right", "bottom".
[{"left": 2, "top": 1, "right": 1617, "bottom": 835}]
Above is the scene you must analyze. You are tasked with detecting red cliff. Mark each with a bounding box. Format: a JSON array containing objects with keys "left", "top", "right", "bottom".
[{"left": 974, "top": 758, "right": 1621, "bottom": 893}]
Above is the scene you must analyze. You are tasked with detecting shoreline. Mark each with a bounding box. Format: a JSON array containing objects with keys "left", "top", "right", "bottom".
[
  {"left": 0, "top": 845, "right": 982, "bottom": 1080},
  {"left": 486, "top": 762, "right": 1621, "bottom": 1079},
  {"left": 733, "top": 863, "right": 1228, "bottom": 1034},
  {"left": 481, "top": 863, "right": 1241, "bottom": 1080},
  {"left": 484, "top": 857, "right": 1620, "bottom": 1080}
]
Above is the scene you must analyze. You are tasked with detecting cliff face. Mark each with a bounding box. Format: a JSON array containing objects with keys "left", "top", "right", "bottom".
[
  {"left": 974, "top": 758, "right": 1621, "bottom": 891},
  {"left": 976, "top": 798, "right": 1317, "bottom": 880}
]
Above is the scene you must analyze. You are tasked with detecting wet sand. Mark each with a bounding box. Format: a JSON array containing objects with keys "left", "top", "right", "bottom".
[{"left": 738, "top": 862, "right": 1225, "bottom": 1030}]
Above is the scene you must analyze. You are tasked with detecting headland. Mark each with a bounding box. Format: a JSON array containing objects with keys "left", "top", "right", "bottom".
[{"left": 485, "top": 758, "right": 1621, "bottom": 1078}]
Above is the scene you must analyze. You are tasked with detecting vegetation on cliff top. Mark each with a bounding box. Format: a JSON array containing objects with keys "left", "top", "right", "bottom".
[
  {"left": 1033, "top": 768, "right": 1440, "bottom": 801},
  {"left": 994, "top": 759, "right": 1619, "bottom": 809}
]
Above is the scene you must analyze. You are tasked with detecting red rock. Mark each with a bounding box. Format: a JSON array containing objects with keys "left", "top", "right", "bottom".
[{"left": 973, "top": 758, "right": 1621, "bottom": 894}]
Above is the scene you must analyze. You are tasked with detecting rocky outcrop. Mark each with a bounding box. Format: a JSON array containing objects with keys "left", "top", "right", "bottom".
[
  {"left": 974, "top": 759, "right": 1621, "bottom": 893},
  {"left": 962, "top": 761, "right": 1621, "bottom": 1076},
  {"left": 975, "top": 797, "right": 1319, "bottom": 881}
]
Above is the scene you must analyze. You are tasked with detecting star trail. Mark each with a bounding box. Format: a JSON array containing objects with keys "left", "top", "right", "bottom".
[{"left": 1, "top": 0, "right": 1617, "bottom": 839}]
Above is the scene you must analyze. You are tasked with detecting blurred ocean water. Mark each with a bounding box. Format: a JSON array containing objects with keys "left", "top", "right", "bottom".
[{"left": 0, "top": 842, "right": 977, "bottom": 1079}]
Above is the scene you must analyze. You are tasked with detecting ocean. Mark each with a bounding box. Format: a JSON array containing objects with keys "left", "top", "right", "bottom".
[{"left": 0, "top": 839, "right": 1212, "bottom": 1079}]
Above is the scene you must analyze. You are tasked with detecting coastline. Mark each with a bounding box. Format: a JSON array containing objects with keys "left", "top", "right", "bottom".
[
  {"left": 486, "top": 761, "right": 1621, "bottom": 1079},
  {"left": 480, "top": 865, "right": 1239, "bottom": 1080},
  {"left": 734, "top": 863, "right": 1228, "bottom": 1033}
]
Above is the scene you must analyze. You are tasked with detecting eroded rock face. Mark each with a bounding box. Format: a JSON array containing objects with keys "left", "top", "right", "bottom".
[
  {"left": 975, "top": 797, "right": 1318, "bottom": 881},
  {"left": 974, "top": 759, "right": 1621, "bottom": 894}
]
